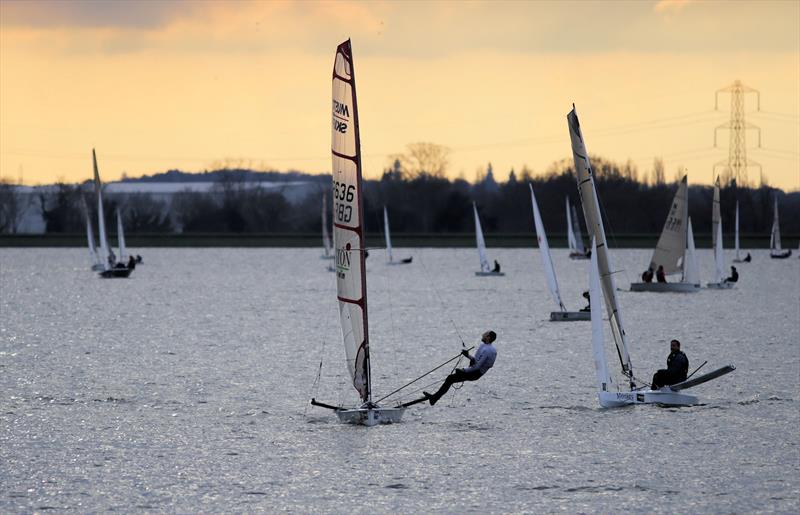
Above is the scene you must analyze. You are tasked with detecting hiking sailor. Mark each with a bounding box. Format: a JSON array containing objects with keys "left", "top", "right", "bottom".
[
  {"left": 424, "top": 331, "right": 497, "bottom": 405},
  {"left": 651, "top": 339, "right": 689, "bottom": 389}
]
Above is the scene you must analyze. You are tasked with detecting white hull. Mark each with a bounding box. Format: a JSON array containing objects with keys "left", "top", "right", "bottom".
[
  {"left": 706, "top": 281, "right": 735, "bottom": 289},
  {"left": 550, "top": 311, "right": 590, "bottom": 321},
  {"left": 598, "top": 388, "right": 698, "bottom": 408},
  {"left": 630, "top": 282, "right": 700, "bottom": 293},
  {"left": 336, "top": 406, "right": 405, "bottom": 426},
  {"left": 475, "top": 271, "right": 505, "bottom": 276}
]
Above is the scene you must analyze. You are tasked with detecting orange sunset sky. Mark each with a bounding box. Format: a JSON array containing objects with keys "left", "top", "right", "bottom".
[{"left": 1, "top": 0, "right": 798, "bottom": 190}]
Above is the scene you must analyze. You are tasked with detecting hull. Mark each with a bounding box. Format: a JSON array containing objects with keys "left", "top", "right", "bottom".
[
  {"left": 387, "top": 258, "right": 413, "bottom": 266},
  {"left": 569, "top": 252, "right": 589, "bottom": 260},
  {"left": 99, "top": 268, "right": 132, "bottom": 278},
  {"left": 475, "top": 271, "right": 505, "bottom": 276},
  {"left": 336, "top": 407, "right": 405, "bottom": 426},
  {"left": 91, "top": 264, "right": 105, "bottom": 271},
  {"left": 630, "top": 282, "right": 700, "bottom": 293},
  {"left": 598, "top": 388, "right": 699, "bottom": 408},
  {"left": 550, "top": 311, "right": 590, "bottom": 321},
  {"left": 706, "top": 281, "right": 734, "bottom": 289},
  {"left": 770, "top": 250, "right": 792, "bottom": 259}
]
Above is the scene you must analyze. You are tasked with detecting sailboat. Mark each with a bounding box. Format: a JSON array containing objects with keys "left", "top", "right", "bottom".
[
  {"left": 384, "top": 207, "right": 412, "bottom": 265},
  {"left": 81, "top": 195, "right": 104, "bottom": 271},
  {"left": 93, "top": 149, "right": 132, "bottom": 278},
  {"left": 566, "top": 198, "right": 589, "bottom": 259},
  {"left": 732, "top": 201, "right": 746, "bottom": 263},
  {"left": 630, "top": 175, "right": 700, "bottom": 292},
  {"left": 321, "top": 193, "right": 334, "bottom": 260},
  {"left": 473, "top": 203, "right": 504, "bottom": 276},
  {"left": 530, "top": 184, "right": 589, "bottom": 321},
  {"left": 707, "top": 178, "right": 733, "bottom": 289},
  {"left": 568, "top": 105, "right": 734, "bottom": 407},
  {"left": 310, "top": 40, "right": 407, "bottom": 426},
  {"left": 769, "top": 197, "right": 792, "bottom": 259}
]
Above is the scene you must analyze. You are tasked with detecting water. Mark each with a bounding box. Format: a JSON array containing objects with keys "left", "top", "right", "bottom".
[{"left": 1, "top": 247, "right": 798, "bottom": 513}]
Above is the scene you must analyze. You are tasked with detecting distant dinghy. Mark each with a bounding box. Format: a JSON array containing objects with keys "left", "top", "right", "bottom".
[
  {"left": 92, "top": 150, "right": 132, "bottom": 279},
  {"left": 311, "top": 40, "right": 412, "bottom": 426},
  {"left": 568, "top": 105, "right": 734, "bottom": 407},
  {"left": 566, "top": 198, "right": 589, "bottom": 260},
  {"left": 707, "top": 178, "right": 734, "bottom": 289},
  {"left": 384, "top": 207, "right": 412, "bottom": 265},
  {"left": 80, "top": 195, "right": 105, "bottom": 271},
  {"left": 529, "top": 184, "right": 589, "bottom": 321},
  {"left": 769, "top": 197, "right": 792, "bottom": 259},
  {"left": 473, "top": 203, "right": 504, "bottom": 276},
  {"left": 630, "top": 175, "right": 700, "bottom": 293},
  {"left": 732, "top": 201, "right": 747, "bottom": 263}
]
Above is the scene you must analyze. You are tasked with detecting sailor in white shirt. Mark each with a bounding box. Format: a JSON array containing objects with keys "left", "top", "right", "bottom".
[{"left": 424, "top": 331, "right": 497, "bottom": 405}]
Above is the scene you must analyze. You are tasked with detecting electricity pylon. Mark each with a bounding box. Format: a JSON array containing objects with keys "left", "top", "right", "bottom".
[{"left": 714, "top": 80, "right": 761, "bottom": 186}]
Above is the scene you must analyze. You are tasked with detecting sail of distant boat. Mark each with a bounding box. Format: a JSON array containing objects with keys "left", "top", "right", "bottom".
[
  {"left": 734, "top": 201, "right": 741, "bottom": 261},
  {"left": 531, "top": 184, "right": 565, "bottom": 311},
  {"left": 770, "top": 198, "right": 783, "bottom": 253},
  {"left": 383, "top": 206, "right": 393, "bottom": 263},
  {"left": 81, "top": 195, "right": 102, "bottom": 270},
  {"left": 93, "top": 149, "right": 112, "bottom": 271},
  {"left": 116, "top": 209, "right": 127, "bottom": 262},
  {"left": 650, "top": 176, "right": 689, "bottom": 276},
  {"left": 473, "top": 202, "right": 490, "bottom": 273},
  {"left": 321, "top": 193, "right": 333, "bottom": 258},
  {"left": 684, "top": 218, "right": 700, "bottom": 286},
  {"left": 567, "top": 198, "right": 586, "bottom": 257}
]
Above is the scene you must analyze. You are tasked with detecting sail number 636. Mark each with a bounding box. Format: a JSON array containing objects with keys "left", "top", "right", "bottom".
[{"left": 333, "top": 181, "right": 355, "bottom": 223}]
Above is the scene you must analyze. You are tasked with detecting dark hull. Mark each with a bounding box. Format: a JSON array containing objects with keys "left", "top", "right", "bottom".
[
  {"left": 100, "top": 268, "right": 133, "bottom": 278},
  {"left": 770, "top": 250, "right": 792, "bottom": 259}
]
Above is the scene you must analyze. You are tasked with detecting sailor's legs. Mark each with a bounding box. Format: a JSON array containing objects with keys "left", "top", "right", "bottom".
[{"left": 430, "top": 369, "right": 482, "bottom": 404}]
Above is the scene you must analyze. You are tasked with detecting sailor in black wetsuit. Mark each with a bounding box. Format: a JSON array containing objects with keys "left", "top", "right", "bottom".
[
  {"left": 725, "top": 266, "right": 738, "bottom": 283},
  {"left": 492, "top": 260, "right": 501, "bottom": 273},
  {"left": 424, "top": 331, "right": 497, "bottom": 405},
  {"left": 651, "top": 339, "right": 689, "bottom": 389}
]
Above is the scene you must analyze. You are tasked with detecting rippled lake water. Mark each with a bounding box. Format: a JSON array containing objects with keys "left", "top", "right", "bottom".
[{"left": 1, "top": 247, "right": 798, "bottom": 513}]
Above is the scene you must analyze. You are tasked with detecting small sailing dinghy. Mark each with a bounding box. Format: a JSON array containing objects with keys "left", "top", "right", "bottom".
[
  {"left": 630, "top": 175, "right": 700, "bottom": 293},
  {"left": 769, "top": 197, "right": 792, "bottom": 259},
  {"left": 707, "top": 178, "right": 734, "bottom": 289},
  {"left": 81, "top": 195, "right": 105, "bottom": 271},
  {"left": 384, "top": 207, "right": 412, "bottom": 265},
  {"left": 473, "top": 203, "right": 504, "bottom": 276},
  {"left": 311, "top": 40, "right": 409, "bottom": 426},
  {"left": 566, "top": 198, "right": 589, "bottom": 259},
  {"left": 530, "top": 184, "right": 589, "bottom": 321},
  {"left": 568, "top": 105, "right": 734, "bottom": 407},
  {"left": 92, "top": 149, "right": 132, "bottom": 279}
]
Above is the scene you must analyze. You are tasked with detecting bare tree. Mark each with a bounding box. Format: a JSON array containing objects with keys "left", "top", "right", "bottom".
[
  {"left": 392, "top": 142, "right": 450, "bottom": 179},
  {"left": 0, "top": 178, "right": 30, "bottom": 233}
]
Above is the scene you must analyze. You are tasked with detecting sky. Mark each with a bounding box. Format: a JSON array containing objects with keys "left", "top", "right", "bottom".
[{"left": 1, "top": 0, "right": 798, "bottom": 190}]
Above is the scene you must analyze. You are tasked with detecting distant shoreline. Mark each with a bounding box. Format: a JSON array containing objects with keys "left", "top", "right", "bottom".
[{"left": 0, "top": 233, "right": 791, "bottom": 249}]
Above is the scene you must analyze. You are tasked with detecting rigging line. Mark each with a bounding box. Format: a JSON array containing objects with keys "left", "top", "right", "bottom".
[
  {"left": 374, "top": 347, "right": 474, "bottom": 404},
  {"left": 375, "top": 208, "right": 402, "bottom": 381},
  {"left": 416, "top": 249, "right": 467, "bottom": 347},
  {"left": 304, "top": 338, "right": 328, "bottom": 418}
]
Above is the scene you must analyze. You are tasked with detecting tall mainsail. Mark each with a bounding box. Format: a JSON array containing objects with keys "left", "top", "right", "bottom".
[
  {"left": 531, "top": 184, "right": 565, "bottom": 311},
  {"left": 734, "top": 201, "right": 741, "bottom": 261},
  {"left": 321, "top": 193, "right": 332, "bottom": 257},
  {"left": 589, "top": 238, "right": 611, "bottom": 392},
  {"left": 383, "top": 207, "right": 393, "bottom": 263},
  {"left": 116, "top": 209, "right": 127, "bottom": 262},
  {"left": 332, "top": 40, "right": 370, "bottom": 403},
  {"left": 473, "top": 203, "right": 490, "bottom": 273},
  {"left": 571, "top": 203, "right": 586, "bottom": 255},
  {"left": 713, "top": 218, "right": 726, "bottom": 284},
  {"left": 770, "top": 197, "right": 782, "bottom": 251},
  {"left": 649, "top": 175, "right": 688, "bottom": 275},
  {"left": 712, "top": 177, "right": 721, "bottom": 251},
  {"left": 684, "top": 217, "right": 700, "bottom": 285},
  {"left": 567, "top": 106, "right": 633, "bottom": 383},
  {"left": 566, "top": 198, "right": 577, "bottom": 252},
  {"left": 81, "top": 195, "right": 100, "bottom": 268},
  {"left": 93, "top": 149, "right": 112, "bottom": 271}
]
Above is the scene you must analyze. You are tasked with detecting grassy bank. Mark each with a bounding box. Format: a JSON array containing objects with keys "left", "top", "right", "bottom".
[{"left": 1, "top": 233, "right": 793, "bottom": 249}]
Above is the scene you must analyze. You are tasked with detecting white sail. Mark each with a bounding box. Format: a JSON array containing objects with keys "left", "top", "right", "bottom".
[
  {"left": 116, "top": 209, "right": 127, "bottom": 262},
  {"left": 714, "top": 217, "right": 726, "bottom": 284},
  {"left": 531, "top": 184, "right": 565, "bottom": 311},
  {"left": 93, "top": 149, "right": 112, "bottom": 271},
  {"left": 332, "top": 40, "right": 370, "bottom": 403},
  {"left": 770, "top": 197, "right": 782, "bottom": 251},
  {"left": 383, "top": 206, "right": 393, "bottom": 263},
  {"left": 571, "top": 204, "right": 586, "bottom": 255},
  {"left": 712, "top": 177, "right": 721, "bottom": 251},
  {"left": 684, "top": 217, "right": 700, "bottom": 285},
  {"left": 734, "top": 201, "right": 741, "bottom": 261},
  {"left": 648, "top": 175, "right": 688, "bottom": 275},
  {"left": 566, "top": 198, "right": 577, "bottom": 253},
  {"left": 589, "top": 238, "right": 611, "bottom": 392},
  {"left": 321, "top": 193, "right": 332, "bottom": 257},
  {"left": 81, "top": 196, "right": 101, "bottom": 268},
  {"left": 567, "top": 106, "right": 633, "bottom": 382},
  {"left": 473, "top": 202, "right": 490, "bottom": 273}
]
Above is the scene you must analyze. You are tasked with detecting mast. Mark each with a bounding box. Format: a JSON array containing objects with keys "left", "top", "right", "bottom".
[
  {"left": 473, "top": 203, "right": 490, "bottom": 272},
  {"left": 589, "top": 238, "right": 611, "bottom": 392},
  {"left": 383, "top": 207, "right": 393, "bottom": 263},
  {"left": 93, "top": 149, "right": 111, "bottom": 271},
  {"left": 649, "top": 175, "right": 688, "bottom": 276},
  {"left": 531, "top": 184, "right": 565, "bottom": 311},
  {"left": 332, "top": 40, "right": 371, "bottom": 402},
  {"left": 567, "top": 105, "right": 634, "bottom": 387}
]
